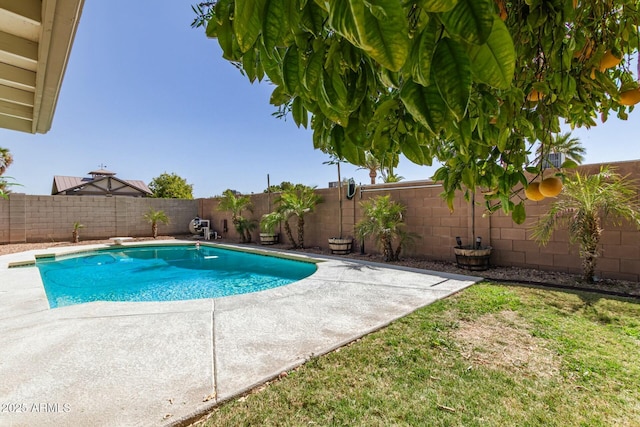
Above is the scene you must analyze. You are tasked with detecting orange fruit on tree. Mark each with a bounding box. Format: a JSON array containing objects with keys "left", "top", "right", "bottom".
[
  {"left": 539, "top": 177, "right": 563, "bottom": 197},
  {"left": 527, "top": 89, "right": 545, "bottom": 102},
  {"left": 524, "top": 182, "right": 545, "bottom": 201},
  {"left": 619, "top": 88, "right": 640, "bottom": 106},
  {"left": 599, "top": 51, "right": 622, "bottom": 72}
]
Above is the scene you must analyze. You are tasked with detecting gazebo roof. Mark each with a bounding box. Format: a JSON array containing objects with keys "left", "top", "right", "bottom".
[
  {"left": 88, "top": 168, "right": 116, "bottom": 177},
  {"left": 0, "top": 0, "right": 84, "bottom": 134}
]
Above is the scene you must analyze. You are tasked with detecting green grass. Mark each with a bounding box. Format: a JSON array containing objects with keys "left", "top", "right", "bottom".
[{"left": 198, "top": 283, "right": 640, "bottom": 426}]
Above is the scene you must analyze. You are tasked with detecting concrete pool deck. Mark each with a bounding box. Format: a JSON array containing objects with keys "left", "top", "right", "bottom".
[{"left": 0, "top": 240, "right": 481, "bottom": 427}]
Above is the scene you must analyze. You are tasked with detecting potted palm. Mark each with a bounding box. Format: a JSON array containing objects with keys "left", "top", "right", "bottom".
[
  {"left": 259, "top": 211, "right": 281, "bottom": 245},
  {"left": 326, "top": 158, "right": 353, "bottom": 254},
  {"left": 452, "top": 193, "right": 492, "bottom": 271}
]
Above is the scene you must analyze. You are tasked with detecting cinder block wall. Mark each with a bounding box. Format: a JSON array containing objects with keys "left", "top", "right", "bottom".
[
  {"left": 0, "top": 195, "right": 198, "bottom": 243},
  {"left": 2, "top": 160, "right": 639, "bottom": 280},
  {"left": 490, "top": 161, "right": 640, "bottom": 281}
]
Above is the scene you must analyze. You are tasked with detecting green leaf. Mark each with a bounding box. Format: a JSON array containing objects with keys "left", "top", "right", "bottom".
[
  {"left": 511, "top": 201, "right": 526, "bottom": 225},
  {"left": 318, "top": 71, "right": 350, "bottom": 126},
  {"left": 441, "top": 0, "right": 494, "bottom": 45},
  {"left": 301, "top": 0, "right": 326, "bottom": 35},
  {"left": 292, "top": 96, "right": 308, "bottom": 128},
  {"left": 432, "top": 38, "right": 471, "bottom": 120},
  {"left": 560, "top": 159, "right": 579, "bottom": 169},
  {"left": 329, "top": 0, "right": 410, "bottom": 71},
  {"left": 401, "top": 134, "right": 427, "bottom": 165},
  {"left": 467, "top": 18, "right": 515, "bottom": 89},
  {"left": 263, "top": 0, "right": 287, "bottom": 51},
  {"left": 302, "top": 48, "right": 324, "bottom": 96},
  {"left": 234, "top": 0, "right": 266, "bottom": 52},
  {"left": 418, "top": 0, "right": 458, "bottom": 12},
  {"left": 214, "top": 0, "right": 235, "bottom": 60},
  {"left": 242, "top": 47, "right": 257, "bottom": 82},
  {"left": 282, "top": 46, "right": 301, "bottom": 95},
  {"left": 270, "top": 85, "right": 290, "bottom": 106},
  {"left": 400, "top": 80, "right": 447, "bottom": 133},
  {"left": 410, "top": 20, "right": 437, "bottom": 86}
]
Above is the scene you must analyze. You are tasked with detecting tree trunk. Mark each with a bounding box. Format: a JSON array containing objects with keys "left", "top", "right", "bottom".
[
  {"left": 382, "top": 234, "right": 394, "bottom": 261},
  {"left": 580, "top": 217, "right": 601, "bottom": 282},
  {"left": 284, "top": 219, "right": 297, "bottom": 248},
  {"left": 152, "top": 223, "right": 158, "bottom": 239},
  {"left": 297, "top": 215, "right": 305, "bottom": 248},
  {"left": 72, "top": 230, "right": 79, "bottom": 243},
  {"left": 369, "top": 168, "right": 377, "bottom": 185},
  {"left": 394, "top": 242, "right": 402, "bottom": 261}
]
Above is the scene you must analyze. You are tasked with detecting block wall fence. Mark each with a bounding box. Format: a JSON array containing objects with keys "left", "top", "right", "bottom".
[
  {"left": 2, "top": 160, "right": 639, "bottom": 280},
  {"left": 0, "top": 195, "right": 198, "bottom": 243}
]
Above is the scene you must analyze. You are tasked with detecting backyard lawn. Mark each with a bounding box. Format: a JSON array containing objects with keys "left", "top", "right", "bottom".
[{"left": 196, "top": 283, "right": 640, "bottom": 426}]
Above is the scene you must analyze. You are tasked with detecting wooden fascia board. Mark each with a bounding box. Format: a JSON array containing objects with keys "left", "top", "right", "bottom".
[{"left": 33, "top": 0, "right": 85, "bottom": 134}]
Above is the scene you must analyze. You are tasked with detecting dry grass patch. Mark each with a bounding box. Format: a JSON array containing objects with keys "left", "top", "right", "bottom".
[{"left": 453, "top": 310, "right": 560, "bottom": 379}]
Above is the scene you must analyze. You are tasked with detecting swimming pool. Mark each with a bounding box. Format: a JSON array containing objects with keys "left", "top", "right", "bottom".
[{"left": 36, "top": 244, "right": 317, "bottom": 308}]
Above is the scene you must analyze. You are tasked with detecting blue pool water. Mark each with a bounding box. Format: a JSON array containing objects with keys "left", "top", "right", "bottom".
[{"left": 36, "top": 245, "right": 317, "bottom": 308}]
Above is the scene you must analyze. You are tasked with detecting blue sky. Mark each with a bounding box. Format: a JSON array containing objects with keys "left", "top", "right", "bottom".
[{"left": 2, "top": 0, "right": 640, "bottom": 198}]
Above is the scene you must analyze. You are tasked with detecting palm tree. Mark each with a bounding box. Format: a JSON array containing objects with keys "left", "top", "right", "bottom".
[
  {"left": 72, "top": 221, "right": 84, "bottom": 243},
  {"left": 217, "top": 189, "right": 254, "bottom": 242},
  {"left": 358, "top": 152, "right": 381, "bottom": 184},
  {"left": 0, "top": 147, "right": 13, "bottom": 175},
  {"left": 275, "top": 185, "right": 322, "bottom": 248},
  {"left": 380, "top": 168, "right": 405, "bottom": 183},
  {"left": 143, "top": 209, "right": 170, "bottom": 238},
  {"left": 531, "top": 166, "right": 640, "bottom": 282},
  {"left": 535, "top": 132, "right": 586, "bottom": 168},
  {"left": 355, "top": 195, "right": 417, "bottom": 261}
]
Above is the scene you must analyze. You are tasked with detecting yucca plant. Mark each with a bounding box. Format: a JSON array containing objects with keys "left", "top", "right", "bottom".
[
  {"left": 143, "top": 209, "right": 169, "bottom": 239},
  {"left": 531, "top": 166, "right": 640, "bottom": 282},
  {"left": 274, "top": 185, "right": 322, "bottom": 249},
  {"left": 355, "top": 195, "right": 417, "bottom": 262}
]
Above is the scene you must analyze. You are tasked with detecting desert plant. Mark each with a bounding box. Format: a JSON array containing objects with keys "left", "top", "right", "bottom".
[
  {"left": 531, "top": 166, "right": 640, "bottom": 282},
  {"left": 355, "top": 195, "right": 417, "bottom": 262},
  {"left": 260, "top": 211, "right": 283, "bottom": 234},
  {"left": 274, "top": 185, "right": 322, "bottom": 249},
  {"left": 217, "top": 189, "right": 254, "bottom": 242},
  {"left": 72, "top": 222, "right": 84, "bottom": 243},
  {"left": 143, "top": 209, "right": 169, "bottom": 239}
]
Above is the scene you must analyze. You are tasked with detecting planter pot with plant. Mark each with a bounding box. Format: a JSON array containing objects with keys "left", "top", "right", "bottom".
[
  {"left": 326, "top": 158, "right": 353, "bottom": 254},
  {"left": 259, "top": 211, "right": 280, "bottom": 245},
  {"left": 453, "top": 193, "right": 492, "bottom": 271}
]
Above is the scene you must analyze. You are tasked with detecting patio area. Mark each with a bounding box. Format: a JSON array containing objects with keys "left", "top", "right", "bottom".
[{"left": 0, "top": 240, "right": 479, "bottom": 426}]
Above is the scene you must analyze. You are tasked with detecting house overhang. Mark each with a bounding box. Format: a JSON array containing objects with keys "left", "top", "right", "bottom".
[{"left": 0, "top": 0, "right": 84, "bottom": 134}]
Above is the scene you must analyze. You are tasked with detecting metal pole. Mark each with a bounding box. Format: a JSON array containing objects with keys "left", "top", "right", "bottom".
[{"left": 337, "top": 163, "right": 343, "bottom": 238}]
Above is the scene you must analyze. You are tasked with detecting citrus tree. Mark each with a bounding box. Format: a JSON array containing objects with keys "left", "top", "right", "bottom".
[
  {"left": 193, "top": 1, "right": 640, "bottom": 223},
  {"left": 531, "top": 166, "right": 640, "bottom": 282}
]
